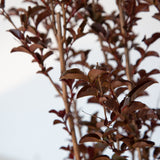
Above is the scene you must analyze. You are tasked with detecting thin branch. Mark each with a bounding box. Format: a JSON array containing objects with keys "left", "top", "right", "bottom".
[
  {"left": 62, "top": 3, "right": 67, "bottom": 43},
  {"left": 118, "top": 0, "right": 132, "bottom": 90},
  {"left": 56, "top": 12, "right": 81, "bottom": 160},
  {"left": 49, "top": 0, "right": 57, "bottom": 36},
  {"left": 1, "top": 9, "right": 17, "bottom": 29},
  {"left": 46, "top": 73, "right": 63, "bottom": 98}
]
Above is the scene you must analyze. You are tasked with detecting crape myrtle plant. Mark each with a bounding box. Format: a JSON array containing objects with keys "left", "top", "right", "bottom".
[{"left": 1, "top": 0, "right": 160, "bottom": 159}]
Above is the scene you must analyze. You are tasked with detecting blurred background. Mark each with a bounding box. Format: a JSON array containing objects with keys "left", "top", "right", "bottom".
[{"left": 0, "top": 1, "right": 160, "bottom": 160}]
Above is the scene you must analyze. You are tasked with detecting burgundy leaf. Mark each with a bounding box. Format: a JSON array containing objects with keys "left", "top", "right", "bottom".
[
  {"left": 29, "top": 44, "right": 44, "bottom": 52},
  {"left": 128, "top": 78, "right": 157, "bottom": 101},
  {"left": 79, "top": 133, "right": 101, "bottom": 143},
  {"left": 135, "top": 3, "right": 149, "bottom": 13},
  {"left": 36, "top": 9, "right": 50, "bottom": 27},
  {"left": 115, "top": 87, "right": 128, "bottom": 97},
  {"left": 132, "top": 140, "right": 154, "bottom": 148},
  {"left": 88, "top": 69, "right": 106, "bottom": 83},
  {"left": 60, "top": 68, "right": 88, "bottom": 81},
  {"left": 28, "top": 5, "right": 45, "bottom": 17},
  {"left": 42, "top": 51, "right": 53, "bottom": 61},
  {"left": 111, "top": 79, "right": 132, "bottom": 89},
  {"left": 147, "top": 69, "right": 160, "bottom": 76},
  {"left": 45, "top": 67, "right": 53, "bottom": 73},
  {"left": 145, "top": 51, "right": 159, "bottom": 58},
  {"left": 67, "top": 28, "right": 76, "bottom": 40},
  {"left": 78, "top": 19, "right": 87, "bottom": 34},
  {"left": 49, "top": 109, "right": 58, "bottom": 114},
  {"left": 77, "top": 85, "right": 98, "bottom": 98},
  {"left": 135, "top": 47, "right": 145, "bottom": 56},
  {"left": 153, "top": 13, "right": 160, "bottom": 21},
  {"left": 11, "top": 45, "right": 32, "bottom": 54},
  {"left": 53, "top": 119, "right": 63, "bottom": 125},
  {"left": 143, "top": 33, "right": 160, "bottom": 47},
  {"left": 128, "top": 101, "right": 146, "bottom": 113},
  {"left": 8, "top": 29, "right": 24, "bottom": 40}
]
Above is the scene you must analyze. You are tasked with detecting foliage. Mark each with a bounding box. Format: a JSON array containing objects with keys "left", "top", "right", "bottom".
[{"left": 1, "top": 0, "right": 160, "bottom": 159}]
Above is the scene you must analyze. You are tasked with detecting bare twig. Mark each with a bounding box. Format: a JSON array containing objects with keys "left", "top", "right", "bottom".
[
  {"left": 49, "top": 0, "right": 57, "bottom": 36},
  {"left": 56, "top": 12, "right": 80, "bottom": 160},
  {"left": 1, "top": 9, "right": 17, "bottom": 29},
  {"left": 118, "top": 0, "right": 132, "bottom": 90},
  {"left": 46, "top": 73, "right": 63, "bottom": 98}
]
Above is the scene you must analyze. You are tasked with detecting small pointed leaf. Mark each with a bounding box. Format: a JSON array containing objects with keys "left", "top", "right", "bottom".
[
  {"left": 77, "top": 85, "right": 98, "bottom": 98},
  {"left": 128, "top": 78, "right": 157, "bottom": 101},
  {"left": 79, "top": 133, "right": 101, "bottom": 143},
  {"left": 60, "top": 68, "right": 88, "bottom": 81},
  {"left": 88, "top": 69, "right": 106, "bottom": 83},
  {"left": 11, "top": 46, "right": 32, "bottom": 54}
]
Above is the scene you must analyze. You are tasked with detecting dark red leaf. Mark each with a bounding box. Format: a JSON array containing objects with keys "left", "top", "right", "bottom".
[
  {"left": 135, "top": 3, "right": 149, "bottom": 13},
  {"left": 103, "top": 98, "right": 119, "bottom": 110},
  {"left": 135, "top": 47, "right": 145, "bottom": 56},
  {"left": 128, "top": 101, "right": 146, "bottom": 113},
  {"left": 53, "top": 119, "right": 63, "bottom": 125},
  {"left": 115, "top": 87, "right": 128, "bottom": 97},
  {"left": 143, "top": 33, "right": 160, "bottom": 47},
  {"left": 36, "top": 10, "right": 50, "bottom": 27},
  {"left": 111, "top": 79, "right": 132, "bottom": 89},
  {"left": 60, "top": 68, "right": 88, "bottom": 81},
  {"left": 45, "top": 67, "right": 53, "bottom": 73},
  {"left": 87, "top": 97, "right": 99, "bottom": 104},
  {"left": 147, "top": 69, "right": 160, "bottom": 76},
  {"left": 49, "top": 109, "right": 66, "bottom": 118},
  {"left": 42, "top": 51, "right": 53, "bottom": 61},
  {"left": 145, "top": 51, "right": 159, "bottom": 57},
  {"left": 78, "top": 19, "right": 87, "bottom": 34},
  {"left": 132, "top": 140, "right": 154, "bottom": 148},
  {"left": 77, "top": 85, "right": 98, "bottom": 98},
  {"left": 60, "top": 145, "right": 70, "bottom": 151},
  {"left": 79, "top": 133, "right": 101, "bottom": 143},
  {"left": 128, "top": 78, "right": 158, "bottom": 101},
  {"left": 28, "top": 5, "right": 45, "bottom": 17},
  {"left": 11, "top": 45, "right": 32, "bottom": 54},
  {"left": 58, "top": 110, "right": 66, "bottom": 118},
  {"left": 62, "top": 79, "right": 74, "bottom": 90},
  {"left": 8, "top": 29, "right": 24, "bottom": 40},
  {"left": 29, "top": 44, "right": 44, "bottom": 52},
  {"left": 88, "top": 69, "right": 106, "bottom": 83},
  {"left": 49, "top": 109, "right": 58, "bottom": 114},
  {"left": 153, "top": 13, "right": 160, "bottom": 21},
  {"left": 67, "top": 28, "right": 76, "bottom": 40}
]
